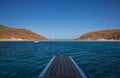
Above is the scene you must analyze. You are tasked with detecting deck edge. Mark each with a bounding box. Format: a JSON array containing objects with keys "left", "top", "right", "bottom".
[
  {"left": 39, "top": 56, "right": 55, "bottom": 78},
  {"left": 69, "top": 56, "right": 88, "bottom": 78}
]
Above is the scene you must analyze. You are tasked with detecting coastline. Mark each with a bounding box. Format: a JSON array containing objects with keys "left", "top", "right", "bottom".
[
  {"left": 39, "top": 40, "right": 120, "bottom": 42},
  {"left": 0, "top": 40, "right": 120, "bottom": 42}
]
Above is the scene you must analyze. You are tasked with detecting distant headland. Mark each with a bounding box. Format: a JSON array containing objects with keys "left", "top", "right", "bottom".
[
  {"left": 76, "top": 29, "right": 120, "bottom": 41},
  {"left": 0, "top": 24, "right": 120, "bottom": 41},
  {"left": 0, "top": 24, "right": 47, "bottom": 41}
]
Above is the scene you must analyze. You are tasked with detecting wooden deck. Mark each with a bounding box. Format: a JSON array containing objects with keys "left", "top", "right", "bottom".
[{"left": 39, "top": 56, "right": 88, "bottom": 78}]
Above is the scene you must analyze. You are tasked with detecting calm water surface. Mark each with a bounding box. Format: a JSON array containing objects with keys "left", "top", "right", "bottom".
[{"left": 0, "top": 41, "right": 120, "bottom": 78}]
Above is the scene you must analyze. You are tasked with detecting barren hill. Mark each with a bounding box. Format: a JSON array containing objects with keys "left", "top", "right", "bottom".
[
  {"left": 76, "top": 29, "right": 120, "bottom": 40},
  {"left": 0, "top": 25, "right": 47, "bottom": 41}
]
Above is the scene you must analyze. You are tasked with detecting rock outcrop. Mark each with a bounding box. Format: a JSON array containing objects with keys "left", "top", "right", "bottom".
[
  {"left": 76, "top": 29, "right": 120, "bottom": 40},
  {"left": 0, "top": 24, "right": 47, "bottom": 41}
]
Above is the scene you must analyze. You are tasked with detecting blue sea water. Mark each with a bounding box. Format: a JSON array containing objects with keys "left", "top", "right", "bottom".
[{"left": 0, "top": 41, "right": 120, "bottom": 78}]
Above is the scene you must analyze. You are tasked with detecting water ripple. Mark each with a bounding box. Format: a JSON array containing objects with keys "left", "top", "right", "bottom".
[{"left": 0, "top": 42, "right": 120, "bottom": 78}]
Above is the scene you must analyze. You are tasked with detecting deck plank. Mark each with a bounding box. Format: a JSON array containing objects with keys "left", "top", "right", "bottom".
[{"left": 39, "top": 56, "right": 87, "bottom": 78}]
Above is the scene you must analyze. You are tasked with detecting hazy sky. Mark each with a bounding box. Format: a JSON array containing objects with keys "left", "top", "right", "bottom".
[{"left": 0, "top": 0, "right": 120, "bottom": 39}]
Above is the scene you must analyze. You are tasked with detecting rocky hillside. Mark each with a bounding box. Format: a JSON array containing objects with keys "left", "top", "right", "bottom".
[
  {"left": 0, "top": 25, "right": 47, "bottom": 41},
  {"left": 76, "top": 29, "right": 120, "bottom": 40}
]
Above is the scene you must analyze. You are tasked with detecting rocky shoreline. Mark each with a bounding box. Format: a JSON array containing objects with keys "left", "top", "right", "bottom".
[
  {"left": 0, "top": 40, "right": 119, "bottom": 42},
  {"left": 0, "top": 25, "right": 47, "bottom": 41},
  {"left": 77, "top": 29, "right": 120, "bottom": 40},
  {"left": 0, "top": 25, "right": 120, "bottom": 41}
]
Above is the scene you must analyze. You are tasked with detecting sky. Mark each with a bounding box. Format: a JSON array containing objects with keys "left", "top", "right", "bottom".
[{"left": 0, "top": 0, "right": 120, "bottom": 39}]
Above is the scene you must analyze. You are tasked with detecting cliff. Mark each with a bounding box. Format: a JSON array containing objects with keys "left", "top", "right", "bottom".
[
  {"left": 0, "top": 25, "right": 47, "bottom": 41},
  {"left": 76, "top": 29, "right": 120, "bottom": 40}
]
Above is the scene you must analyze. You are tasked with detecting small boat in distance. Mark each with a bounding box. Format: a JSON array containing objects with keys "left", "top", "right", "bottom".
[{"left": 34, "top": 40, "right": 40, "bottom": 43}]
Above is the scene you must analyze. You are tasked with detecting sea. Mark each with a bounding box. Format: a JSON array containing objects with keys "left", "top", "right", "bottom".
[{"left": 0, "top": 41, "right": 120, "bottom": 78}]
